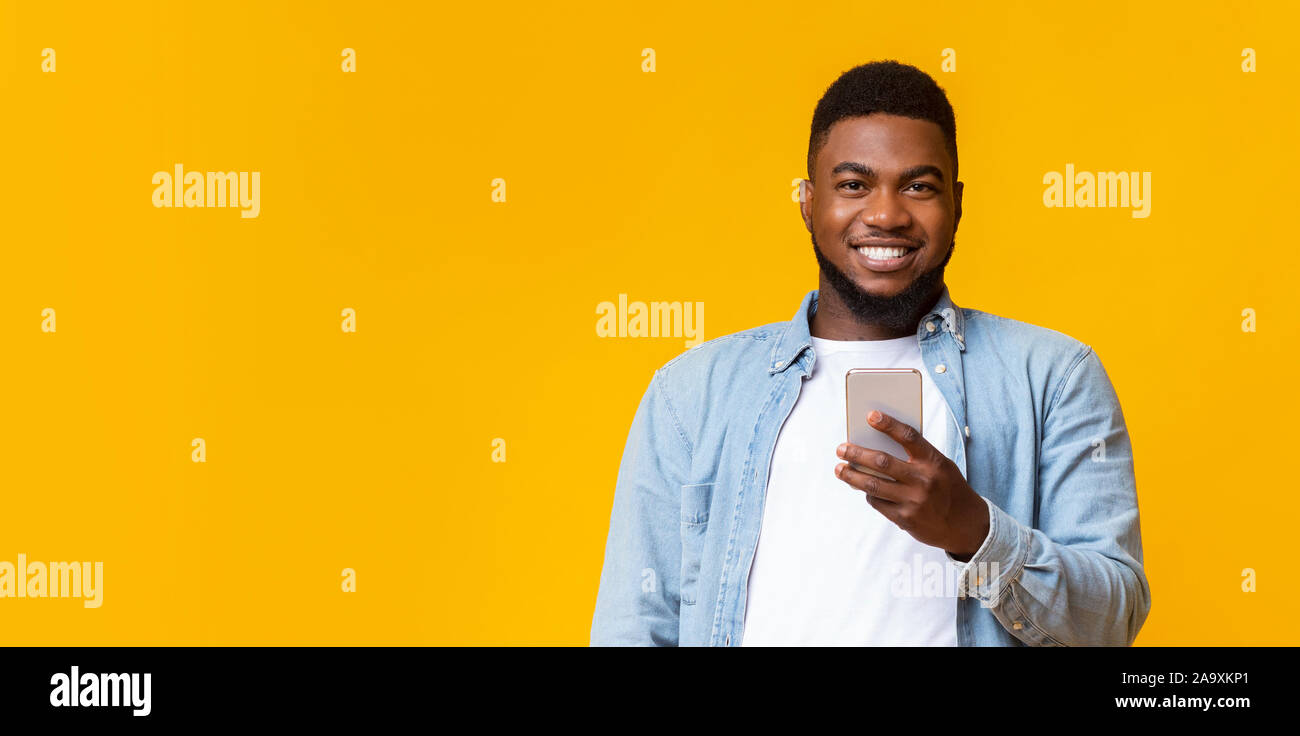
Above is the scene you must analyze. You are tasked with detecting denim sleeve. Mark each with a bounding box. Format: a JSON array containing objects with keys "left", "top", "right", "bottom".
[
  {"left": 946, "top": 346, "right": 1152, "bottom": 646},
  {"left": 590, "top": 368, "right": 691, "bottom": 646}
]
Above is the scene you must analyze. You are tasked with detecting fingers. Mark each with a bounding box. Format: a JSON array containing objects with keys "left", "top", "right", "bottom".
[
  {"left": 836, "top": 442, "right": 916, "bottom": 483},
  {"left": 834, "top": 461, "right": 905, "bottom": 503},
  {"left": 864, "top": 492, "right": 906, "bottom": 525},
  {"left": 866, "top": 410, "right": 933, "bottom": 461}
]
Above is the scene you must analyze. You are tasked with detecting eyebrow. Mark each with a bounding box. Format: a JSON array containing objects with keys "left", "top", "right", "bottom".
[{"left": 830, "top": 161, "right": 945, "bottom": 183}]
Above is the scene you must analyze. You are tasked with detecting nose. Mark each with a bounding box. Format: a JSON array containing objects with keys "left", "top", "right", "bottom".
[{"left": 859, "top": 187, "right": 913, "bottom": 231}]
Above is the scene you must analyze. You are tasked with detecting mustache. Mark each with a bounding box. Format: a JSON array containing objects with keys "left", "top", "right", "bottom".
[{"left": 846, "top": 234, "right": 926, "bottom": 248}]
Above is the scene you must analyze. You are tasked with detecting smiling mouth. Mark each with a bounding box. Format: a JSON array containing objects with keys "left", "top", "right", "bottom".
[
  {"left": 854, "top": 244, "right": 915, "bottom": 260},
  {"left": 850, "top": 242, "right": 920, "bottom": 273}
]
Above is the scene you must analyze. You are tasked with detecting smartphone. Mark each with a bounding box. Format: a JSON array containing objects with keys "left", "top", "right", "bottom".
[{"left": 845, "top": 368, "right": 923, "bottom": 482}]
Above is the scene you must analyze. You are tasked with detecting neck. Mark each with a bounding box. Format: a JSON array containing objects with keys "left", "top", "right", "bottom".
[{"left": 810, "top": 278, "right": 944, "bottom": 341}]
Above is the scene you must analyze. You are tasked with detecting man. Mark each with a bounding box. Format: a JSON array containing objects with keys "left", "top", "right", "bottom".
[{"left": 590, "top": 60, "right": 1151, "bottom": 646}]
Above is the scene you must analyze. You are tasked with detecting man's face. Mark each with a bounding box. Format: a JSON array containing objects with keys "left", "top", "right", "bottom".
[{"left": 801, "top": 113, "right": 963, "bottom": 308}]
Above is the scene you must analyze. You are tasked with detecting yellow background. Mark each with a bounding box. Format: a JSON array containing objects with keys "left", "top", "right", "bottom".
[{"left": 0, "top": 0, "right": 1294, "bottom": 645}]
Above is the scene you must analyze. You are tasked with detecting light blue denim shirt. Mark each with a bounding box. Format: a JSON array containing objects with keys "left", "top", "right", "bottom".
[{"left": 590, "top": 285, "right": 1151, "bottom": 646}]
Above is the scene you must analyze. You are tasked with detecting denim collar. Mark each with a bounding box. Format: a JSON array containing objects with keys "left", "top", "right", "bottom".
[{"left": 768, "top": 284, "right": 966, "bottom": 375}]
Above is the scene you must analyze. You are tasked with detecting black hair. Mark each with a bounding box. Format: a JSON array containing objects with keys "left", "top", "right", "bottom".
[{"left": 806, "top": 60, "right": 958, "bottom": 184}]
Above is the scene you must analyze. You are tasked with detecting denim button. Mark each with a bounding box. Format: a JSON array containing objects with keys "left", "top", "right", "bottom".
[
  {"left": 936, "top": 364, "right": 947, "bottom": 374},
  {"left": 926, "top": 321, "right": 936, "bottom": 332},
  {"left": 1012, "top": 621, "right": 1023, "bottom": 630}
]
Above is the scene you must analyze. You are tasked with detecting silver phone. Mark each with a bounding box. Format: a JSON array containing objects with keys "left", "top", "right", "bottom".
[{"left": 845, "top": 368, "right": 922, "bottom": 482}]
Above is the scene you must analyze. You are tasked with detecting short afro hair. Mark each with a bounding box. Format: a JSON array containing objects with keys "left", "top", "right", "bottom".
[{"left": 807, "top": 60, "right": 958, "bottom": 185}]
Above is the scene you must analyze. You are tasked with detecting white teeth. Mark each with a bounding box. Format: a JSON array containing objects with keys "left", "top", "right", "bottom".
[{"left": 857, "top": 246, "right": 909, "bottom": 260}]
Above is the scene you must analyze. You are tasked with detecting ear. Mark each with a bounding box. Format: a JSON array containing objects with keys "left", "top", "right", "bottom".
[
  {"left": 799, "top": 178, "right": 814, "bottom": 232},
  {"left": 952, "top": 180, "right": 964, "bottom": 233}
]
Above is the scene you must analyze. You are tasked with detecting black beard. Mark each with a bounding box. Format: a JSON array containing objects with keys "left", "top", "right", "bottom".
[{"left": 811, "top": 231, "right": 952, "bottom": 334}]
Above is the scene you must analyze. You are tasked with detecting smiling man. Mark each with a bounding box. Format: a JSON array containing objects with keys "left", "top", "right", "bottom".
[{"left": 590, "top": 60, "right": 1151, "bottom": 646}]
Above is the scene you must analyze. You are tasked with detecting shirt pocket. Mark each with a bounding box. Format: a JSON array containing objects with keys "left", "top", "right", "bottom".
[{"left": 679, "top": 482, "right": 714, "bottom": 607}]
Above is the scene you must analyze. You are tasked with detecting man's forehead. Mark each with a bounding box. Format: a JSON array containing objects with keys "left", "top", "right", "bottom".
[
  {"left": 821, "top": 114, "right": 956, "bottom": 179},
  {"left": 821, "top": 114, "right": 948, "bottom": 160}
]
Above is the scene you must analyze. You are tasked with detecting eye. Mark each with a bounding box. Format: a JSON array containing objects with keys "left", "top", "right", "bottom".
[
  {"left": 838, "top": 181, "right": 865, "bottom": 192},
  {"left": 907, "top": 182, "right": 938, "bottom": 193}
]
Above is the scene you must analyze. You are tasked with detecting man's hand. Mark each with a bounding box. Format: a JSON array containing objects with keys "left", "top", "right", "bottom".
[{"left": 834, "top": 409, "right": 990, "bottom": 561}]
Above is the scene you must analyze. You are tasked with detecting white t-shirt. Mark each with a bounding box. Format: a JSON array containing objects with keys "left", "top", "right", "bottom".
[{"left": 741, "top": 333, "right": 960, "bottom": 646}]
